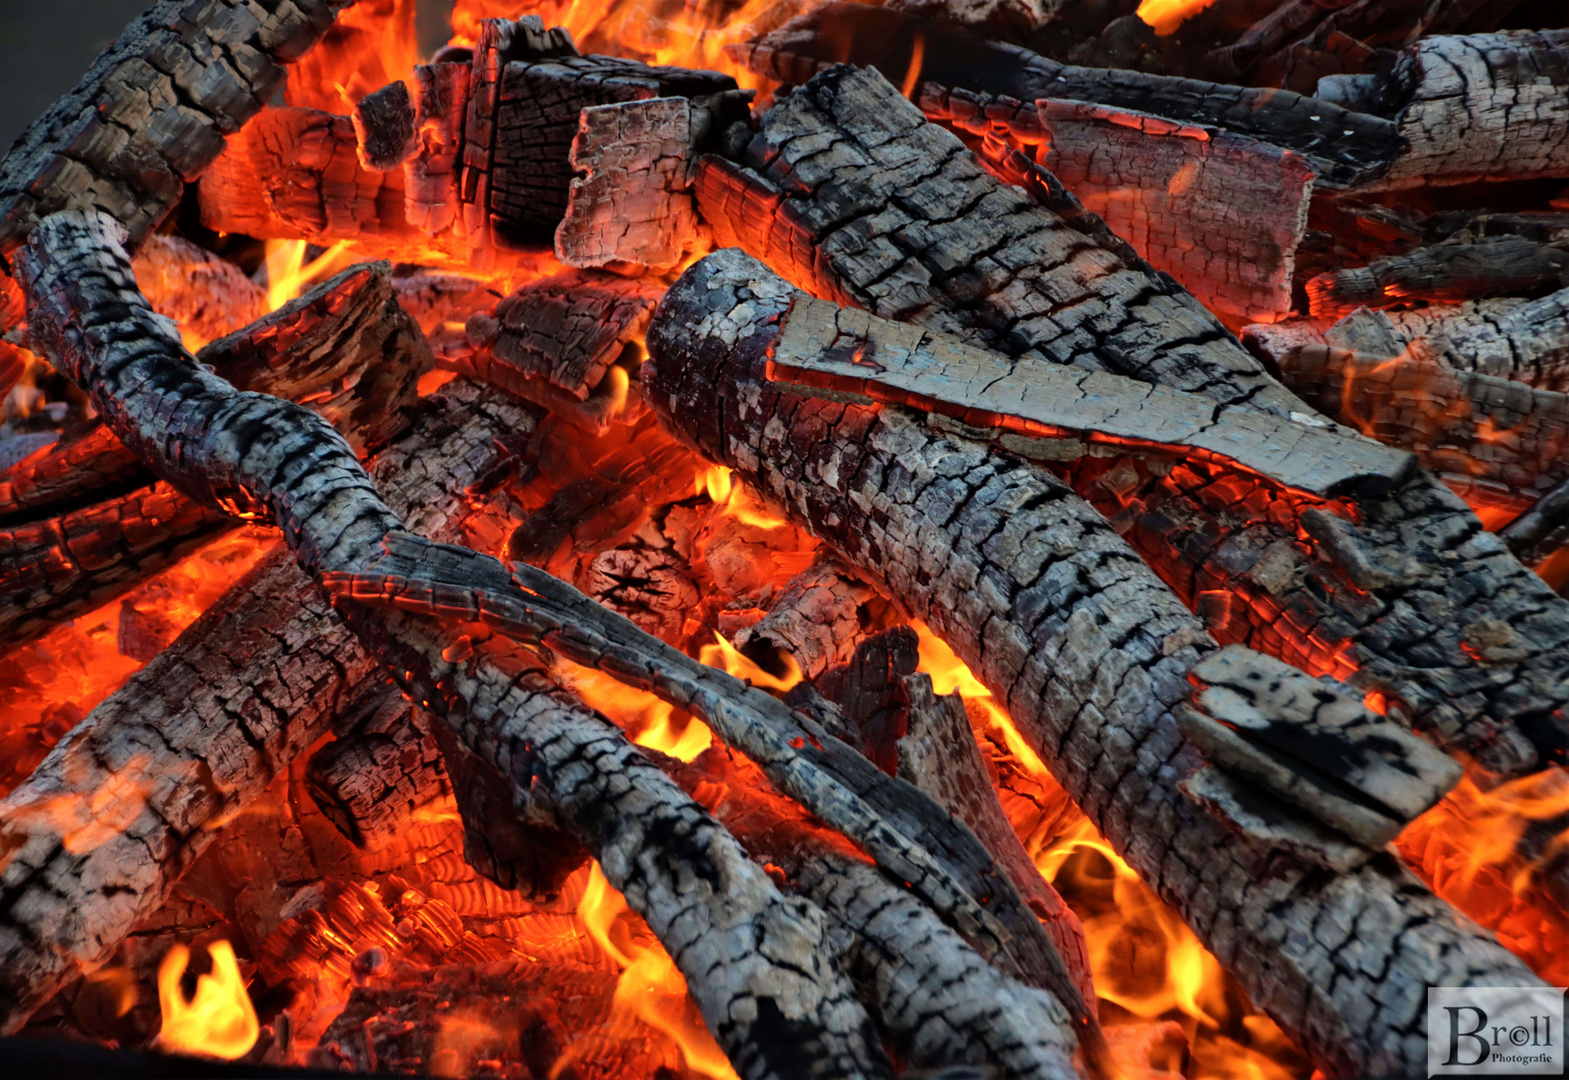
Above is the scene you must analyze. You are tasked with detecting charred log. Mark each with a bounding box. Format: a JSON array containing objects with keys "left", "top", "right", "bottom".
[
  {"left": 130, "top": 235, "right": 267, "bottom": 348},
  {"left": 0, "top": 0, "right": 353, "bottom": 253},
  {"left": 353, "top": 79, "right": 419, "bottom": 172},
  {"left": 732, "top": 555, "right": 889, "bottom": 680},
  {"left": 691, "top": 64, "right": 1569, "bottom": 777},
  {"left": 643, "top": 248, "right": 1545, "bottom": 1077},
  {"left": 1306, "top": 236, "right": 1569, "bottom": 317}
]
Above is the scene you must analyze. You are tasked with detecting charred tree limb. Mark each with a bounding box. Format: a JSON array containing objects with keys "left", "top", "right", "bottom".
[
  {"left": 732, "top": 555, "right": 888, "bottom": 681},
  {"left": 643, "top": 248, "right": 1545, "bottom": 1078},
  {"left": 130, "top": 234, "right": 267, "bottom": 348},
  {"left": 0, "top": 378, "right": 526, "bottom": 1034},
  {"left": 11, "top": 210, "right": 980, "bottom": 1079},
  {"left": 692, "top": 63, "right": 1569, "bottom": 777},
  {"left": 731, "top": 2, "right": 1402, "bottom": 187},
  {"left": 1306, "top": 236, "right": 1569, "bottom": 317},
  {"left": 0, "top": 0, "right": 352, "bottom": 253}
]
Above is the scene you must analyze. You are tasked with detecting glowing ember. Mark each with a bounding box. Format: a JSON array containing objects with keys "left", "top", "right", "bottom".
[
  {"left": 155, "top": 940, "right": 261, "bottom": 1060},
  {"left": 1136, "top": 0, "right": 1219, "bottom": 37}
]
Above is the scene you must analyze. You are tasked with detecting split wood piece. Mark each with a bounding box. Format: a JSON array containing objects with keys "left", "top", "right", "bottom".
[
  {"left": 1275, "top": 342, "right": 1569, "bottom": 504},
  {"left": 694, "top": 65, "right": 1569, "bottom": 777},
  {"left": 1029, "top": 98, "right": 1314, "bottom": 325},
  {"left": 731, "top": 2, "right": 1402, "bottom": 186},
  {"left": 197, "top": 106, "right": 448, "bottom": 262},
  {"left": 1176, "top": 764, "right": 1377, "bottom": 875},
  {"left": 1365, "top": 31, "right": 1569, "bottom": 191},
  {"left": 895, "top": 672, "right": 1096, "bottom": 1011},
  {"left": 765, "top": 291, "right": 1414, "bottom": 499},
  {"left": 811, "top": 626, "right": 923, "bottom": 774},
  {"left": 305, "top": 692, "right": 450, "bottom": 851},
  {"left": 732, "top": 555, "right": 888, "bottom": 681},
  {"left": 452, "top": 269, "right": 661, "bottom": 402},
  {"left": 404, "top": 62, "right": 472, "bottom": 235},
  {"left": 1500, "top": 478, "right": 1569, "bottom": 565},
  {"left": 12, "top": 209, "right": 992, "bottom": 1079},
  {"left": 556, "top": 96, "right": 709, "bottom": 272},
  {"left": 130, "top": 235, "right": 267, "bottom": 349},
  {"left": 506, "top": 423, "right": 702, "bottom": 567},
  {"left": 353, "top": 80, "right": 419, "bottom": 172},
  {"left": 0, "top": 378, "right": 530, "bottom": 1033},
  {"left": 465, "top": 17, "right": 737, "bottom": 250},
  {"left": 0, "top": 0, "right": 352, "bottom": 253},
  {"left": 0, "top": 260, "right": 424, "bottom": 523},
  {"left": 643, "top": 248, "right": 1547, "bottom": 1078},
  {"left": 0, "top": 261, "right": 428, "bottom": 649},
  {"left": 665, "top": 743, "right": 1084, "bottom": 1080},
  {"left": 1306, "top": 236, "right": 1569, "bottom": 318},
  {"left": 1179, "top": 645, "right": 1462, "bottom": 848}
]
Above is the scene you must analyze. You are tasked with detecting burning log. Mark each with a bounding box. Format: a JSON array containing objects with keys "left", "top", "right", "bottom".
[
  {"left": 732, "top": 2, "right": 1403, "bottom": 187},
  {"left": 130, "top": 235, "right": 267, "bottom": 348},
  {"left": 0, "top": 261, "right": 428, "bottom": 650},
  {"left": 17, "top": 209, "right": 1045, "bottom": 1076},
  {"left": 305, "top": 694, "right": 450, "bottom": 851},
  {"left": 691, "top": 63, "right": 1569, "bottom": 778},
  {"left": 731, "top": 555, "right": 889, "bottom": 680},
  {"left": 1306, "top": 236, "right": 1569, "bottom": 317},
  {"left": 352, "top": 80, "right": 419, "bottom": 172},
  {"left": 0, "top": 378, "right": 527, "bottom": 1033},
  {"left": 643, "top": 248, "right": 1545, "bottom": 1077},
  {"left": 0, "top": 0, "right": 353, "bottom": 253}
]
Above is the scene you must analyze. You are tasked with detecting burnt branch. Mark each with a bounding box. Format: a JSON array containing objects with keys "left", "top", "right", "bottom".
[
  {"left": 732, "top": 555, "right": 888, "bottom": 681},
  {"left": 1306, "top": 236, "right": 1569, "bottom": 317}
]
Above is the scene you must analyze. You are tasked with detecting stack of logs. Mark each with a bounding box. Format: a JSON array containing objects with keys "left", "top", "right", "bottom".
[{"left": 0, "top": 0, "right": 1568, "bottom": 1078}]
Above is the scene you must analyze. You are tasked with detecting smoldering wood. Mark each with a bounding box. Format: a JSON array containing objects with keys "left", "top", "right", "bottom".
[
  {"left": 0, "top": 378, "right": 528, "bottom": 1034},
  {"left": 390, "top": 269, "right": 486, "bottom": 335},
  {"left": 353, "top": 79, "right": 419, "bottom": 172},
  {"left": 404, "top": 62, "right": 472, "bottom": 236},
  {"left": 1176, "top": 764, "right": 1376, "bottom": 874},
  {"left": 1366, "top": 30, "right": 1569, "bottom": 190},
  {"left": 1500, "top": 477, "right": 1569, "bottom": 565},
  {"left": 1306, "top": 236, "right": 1569, "bottom": 317},
  {"left": 13, "top": 210, "right": 922, "bottom": 1079},
  {"left": 732, "top": 556, "right": 887, "bottom": 681},
  {"left": 1030, "top": 99, "right": 1314, "bottom": 324},
  {"left": 766, "top": 291, "right": 1414, "bottom": 499},
  {"left": 895, "top": 673, "right": 1096, "bottom": 1010},
  {"left": 576, "top": 543, "right": 701, "bottom": 644},
  {"left": 731, "top": 2, "right": 1403, "bottom": 186},
  {"left": 305, "top": 693, "right": 450, "bottom": 850},
  {"left": 692, "top": 63, "right": 1569, "bottom": 779},
  {"left": 1179, "top": 645, "right": 1462, "bottom": 848},
  {"left": 811, "top": 626, "right": 921, "bottom": 774},
  {"left": 665, "top": 744, "right": 1087, "bottom": 1080},
  {"left": 1428, "top": 286, "right": 1569, "bottom": 392},
  {"left": 454, "top": 269, "right": 660, "bottom": 401},
  {"left": 644, "top": 247, "right": 1548, "bottom": 1078},
  {"left": 1276, "top": 341, "right": 1569, "bottom": 503},
  {"left": 130, "top": 235, "right": 267, "bottom": 348},
  {"left": 0, "top": 0, "right": 352, "bottom": 253},
  {"left": 0, "top": 424, "right": 150, "bottom": 524}
]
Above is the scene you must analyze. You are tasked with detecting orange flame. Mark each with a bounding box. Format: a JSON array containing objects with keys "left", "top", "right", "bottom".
[
  {"left": 699, "top": 465, "right": 789, "bottom": 530},
  {"left": 1136, "top": 0, "right": 1219, "bottom": 36},
  {"left": 577, "top": 863, "right": 739, "bottom": 1080},
  {"left": 156, "top": 940, "right": 260, "bottom": 1060},
  {"left": 263, "top": 240, "right": 355, "bottom": 313}
]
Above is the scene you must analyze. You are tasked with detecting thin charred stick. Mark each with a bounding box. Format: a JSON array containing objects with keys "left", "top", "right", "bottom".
[
  {"left": 0, "top": 379, "right": 525, "bottom": 1034},
  {"left": 0, "top": 0, "right": 353, "bottom": 253},
  {"left": 11, "top": 210, "right": 956, "bottom": 1079},
  {"left": 1306, "top": 236, "right": 1569, "bottom": 317},
  {"left": 691, "top": 63, "right": 1569, "bottom": 777},
  {"left": 643, "top": 248, "right": 1545, "bottom": 1078},
  {"left": 666, "top": 743, "right": 1084, "bottom": 1080},
  {"left": 732, "top": 555, "right": 889, "bottom": 680},
  {"left": 732, "top": 2, "right": 1402, "bottom": 186}
]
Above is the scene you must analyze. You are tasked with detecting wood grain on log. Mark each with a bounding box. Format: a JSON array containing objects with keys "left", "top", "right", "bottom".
[
  {"left": 692, "top": 64, "right": 1569, "bottom": 778},
  {"left": 0, "top": 377, "right": 528, "bottom": 1033},
  {"left": 643, "top": 248, "right": 1545, "bottom": 1077},
  {"left": 0, "top": 0, "right": 352, "bottom": 253},
  {"left": 1369, "top": 31, "right": 1569, "bottom": 190},
  {"left": 732, "top": 555, "right": 887, "bottom": 681},
  {"left": 305, "top": 692, "right": 450, "bottom": 850},
  {"left": 14, "top": 210, "right": 974, "bottom": 1078},
  {"left": 765, "top": 291, "right": 1414, "bottom": 498},
  {"left": 731, "top": 2, "right": 1402, "bottom": 186},
  {"left": 1306, "top": 236, "right": 1569, "bottom": 317}
]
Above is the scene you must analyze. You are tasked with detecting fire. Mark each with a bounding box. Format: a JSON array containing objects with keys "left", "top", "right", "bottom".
[
  {"left": 577, "top": 863, "right": 739, "bottom": 1080},
  {"left": 698, "top": 464, "right": 789, "bottom": 530},
  {"left": 1397, "top": 767, "right": 1569, "bottom": 986},
  {"left": 262, "top": 240, "right": 355, "bottom": 313},
  {"left": 1136, "top": 0, "right": 1219, "bottom": 37},
  {"left": 155, "top": 940, "right": 261, "bottom": 1060}
]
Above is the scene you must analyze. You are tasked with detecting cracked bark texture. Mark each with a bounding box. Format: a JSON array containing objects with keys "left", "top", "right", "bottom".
[
  {"left": 0, "top": 378, "right": 527, "bottom": 1033},
  {"left": 12, "top": 210, "right": 897, "bottom": 1079},
  {"left": 692, "top": 63, "right": 1569, "bottom": 778},
  {"left": 733, "top": 555, "right": 887, "bottom": 680},
  {"left": 1305, "top": 236, "right": 1569, "bottom": 317},
  {"left": 644, "top": 248, "right": 1544, "bottom": 1078},
  {"left": 0, "top": 0, "right": 352, "bottom": 253},
  {"left": 730, "top": 2, "right": 1402, "bottom": 186}
]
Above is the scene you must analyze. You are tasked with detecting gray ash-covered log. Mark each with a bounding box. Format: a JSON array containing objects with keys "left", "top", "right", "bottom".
[
  {"left": 644, "top": 248, "right": 1544, "bottom": 1078},
  {"left": 1306, "top": 236, "right": 1569, "bottom": 317},
  {"left": 690, "top": 62, "right": 1569, "bottom": 779},
  {"left": 731, "top": 555, "right": 889, "bottom": 680}
]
